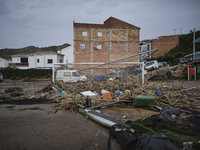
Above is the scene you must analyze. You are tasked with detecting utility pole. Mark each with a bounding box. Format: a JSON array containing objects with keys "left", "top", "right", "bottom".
[{"left": 193, "top": 28, "right": 195, "bottom": 62}]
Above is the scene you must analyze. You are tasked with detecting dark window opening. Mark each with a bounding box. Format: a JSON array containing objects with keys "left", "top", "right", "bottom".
[
  {"left": 37, "top": 59, "right": 40, "bottom": 63},
  {"left": 47, "top": 59, "right": 53, "bottom": 64},
  {"left": 21, "top": 58, "right": 28, "bottom": 63}
]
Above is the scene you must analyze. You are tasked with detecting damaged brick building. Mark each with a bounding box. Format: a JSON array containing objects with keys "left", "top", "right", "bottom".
[
  {"left": 73, "top": 17, "right": 140, "bottom": 71},
  {"left": 151, "top": 35, "right": 179, "bottom": 58},
  {"left": 139, "top": 35, "right": 179, "bottom": 61}
]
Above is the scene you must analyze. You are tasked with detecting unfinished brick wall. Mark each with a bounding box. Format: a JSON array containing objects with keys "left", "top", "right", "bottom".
[
  {"left": 151, "top": 35, "right": 179, "bottom": 58},
  {"left": 73, "top": 17, "right": 140, "bottom": 75}
]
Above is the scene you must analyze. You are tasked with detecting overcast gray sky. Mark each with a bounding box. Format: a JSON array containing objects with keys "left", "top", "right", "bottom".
[{"left": 0, "top": 0, "right": 200, "bottom": 49}]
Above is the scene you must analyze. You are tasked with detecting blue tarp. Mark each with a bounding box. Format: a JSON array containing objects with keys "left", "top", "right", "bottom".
[{"left": 95, "top": 76, "right": 106, "bottom": 81}]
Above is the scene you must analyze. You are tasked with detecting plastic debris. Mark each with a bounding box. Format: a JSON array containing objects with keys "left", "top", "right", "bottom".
[
  {"left": 115, "top": 90, "right": 121, "bottom": 95},
  {"left": 155, "top": 89, "right": 163, "bottom": 96},
  {"left": 81, "top": 91, "right": 97, "bottom": 97},
  {"left": 60, "top": 91, "right": 67, "bottom": 97}
]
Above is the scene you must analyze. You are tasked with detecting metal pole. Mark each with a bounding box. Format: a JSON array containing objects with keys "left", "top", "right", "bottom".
[
  {"left": 142, "top": 62, "right": 144, "bottom": 84},
  {"left": 193, "top": 28, "right": 196, "bottom": 62},
  {"left": 194, "top": 67, "right": 196, "bottom": 80},
  {"left": 52, "top": 64, "right": 55, "bottom": 83}
]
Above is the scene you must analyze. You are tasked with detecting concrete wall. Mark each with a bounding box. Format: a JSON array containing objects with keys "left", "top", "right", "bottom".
[
  {"left": 29, "top": 54, "right": 63, "bottom": 69},
  {"left": 60, "top": 46, "right": 74, "bottom": 63},
  {"left": 151, "top": 35, "right": 179, "bottom": 58},
  {"left": 12, "top": 57, "right": 21, "bottom": 63},
  {"left": 0, "top": 59, "right": 9, "bottom": 68}
]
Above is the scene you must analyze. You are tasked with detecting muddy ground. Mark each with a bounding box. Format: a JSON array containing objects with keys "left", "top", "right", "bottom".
[{"left": 0, "top": 79, "right": 200, "bottom": 150}]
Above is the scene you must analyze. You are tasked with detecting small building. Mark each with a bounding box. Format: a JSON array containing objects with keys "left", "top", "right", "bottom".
[
  {"left": 57, "top": 45, "right": 74, "bottom": 64},
  {"left": 10, "top": 51, "right": 64, "bottom": 69},
  {"left": 0, "top": 58, "right": 9, "bottom": 68},
  {"left": 139, "top": 40, "right": 152, "bottom": 61},
  {"left": 10, "top": 53, "right": 30, "bottom": 69}
]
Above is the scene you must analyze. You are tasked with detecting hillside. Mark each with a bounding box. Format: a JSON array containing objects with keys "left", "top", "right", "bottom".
[
  {"left": 153, "top": 30, "right": 200, "bottom": 62},
  {"left": 0, "top": 43, "right": 70, "bottom": 60}
]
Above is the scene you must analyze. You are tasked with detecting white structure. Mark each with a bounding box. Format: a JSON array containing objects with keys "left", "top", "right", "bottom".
[
  {"left": 28, "top": 51, "right": 64, "bottom": 69},
  {"left": 0, "top": 58, "right": 9, "bottom": 68},
  {"left": 11, "top": 51, "right": 64, "bottom": 69},
  {"left": 57, "top": 46, "right": 74, "bottom": 64},
  {"left": 139, "top": 40, "right": 152, "bottom": 61}
]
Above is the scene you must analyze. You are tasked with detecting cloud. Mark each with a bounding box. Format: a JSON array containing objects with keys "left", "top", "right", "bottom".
[{"left": 0, "top": 0, "right": 200, "bottom": 48}]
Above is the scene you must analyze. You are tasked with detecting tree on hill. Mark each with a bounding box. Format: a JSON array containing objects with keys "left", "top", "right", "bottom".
[{"left": 0, "top": 43, "right": 70, "bottom": 59}]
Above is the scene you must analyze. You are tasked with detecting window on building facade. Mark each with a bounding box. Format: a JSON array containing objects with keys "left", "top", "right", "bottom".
[
  {"left": 21, "top": 58, "right": 28, "bottom": 63},
  {"left": 147, "top": 45, "right": 150, "bottom": 51},
  {"left": 97, "top": 31, "right": 102, "bottom": 37},
  {"left": 96, "top": 45, "right": 102, "bottom": 50},
  {"left": 80, "top": 44, "right": 86, "bottom": 49},
  {"left": 82, "top": 31, "right": 87, "bottom": 36},
  {"left": 47, "top": 59, "right": 53, "bottom": 64},
  {"left": 60, "top": 59, "right": 62, "bottom": 63},
  {"left": 37, "top": 59, "right": 40, "bottom": 63}
]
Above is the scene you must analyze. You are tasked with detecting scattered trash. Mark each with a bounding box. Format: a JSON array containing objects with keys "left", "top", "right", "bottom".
[
  {"left": 85, "top": 96, "right": 91, "bottom": 107},
  {"left": 101, "top": 90, "right": 110, "bottom": 94},
  {"left": 137, "top": 134, "right": 178, "bottom": 150},
  {"left": 155, "top": 89, "right": 163, "bottom": 96},
  {"left": 115, "top": 90, "right": 121, "bottom": 96},
  {"left": 60, "top": 91, "right": 67, "bottom": 97},
  {"left": 95, "top": 76, "right": 106, "bottom": 81},
  {"left": 101, "top": 89, "right": 112, "bottom": 100},
  {"left": 102, "top": 92, "right": 112, "bottom": 100},
  {"left": 81, "top": 91, "right": 97, "bottom": 97},
  {"left": 108, "top": 77, "right": 115, "bottom": 81},
  {"left": 161, "top": 106, "right": 181, "bottom": 117}
]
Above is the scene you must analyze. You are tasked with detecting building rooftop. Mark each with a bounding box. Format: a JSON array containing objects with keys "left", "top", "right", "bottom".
[
  {"left": 74, "top": 17, "right": 140, "bottom": 30},
  {"left": 12, "top": 51, "right": 64, "bottom": 57},
  {"left": 0, "top": 57, "right": 8, "bottom": 61}
]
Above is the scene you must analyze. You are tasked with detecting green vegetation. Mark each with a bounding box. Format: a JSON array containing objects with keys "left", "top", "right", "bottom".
[
  {"left": 0, "top": 43, "right": 70, "bottom": 59},
  {"left": 149, "top": 30, "right": 200, "bottom": 62},
  {"left": 0, "top": 68, "right": 52, "bottom": 79}
]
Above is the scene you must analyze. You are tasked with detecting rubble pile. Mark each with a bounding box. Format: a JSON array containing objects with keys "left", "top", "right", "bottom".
[
  {"left": 1, "top": 64, "right": 199, "bottom": 113},
  {"left": 17, "top": 76, "right": 198, "bottom": 113},
  {"left": 146, "top": 65, "right": 187, "bottom": 80}
]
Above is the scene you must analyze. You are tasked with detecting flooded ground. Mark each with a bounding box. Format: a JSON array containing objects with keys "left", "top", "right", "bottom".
[
  {"left": 0, "top": 79, "right": 200, "bottom": 150},
  {"left": 0, "top": 103, "right": 109, "bottom": 150}
]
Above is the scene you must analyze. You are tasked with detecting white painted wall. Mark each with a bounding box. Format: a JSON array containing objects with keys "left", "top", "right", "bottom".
[
  {"left": 11, "top": 53, "right": 63, "bottom": 69},
  {"left": 0, "top": 58, "right": 9, "bottom": 68},
  {"left": 29, "top": 54, "right": 63, "bottom": 69},
  {"left": 59, "top": 46, "right": 73, "bottom": 64},
  {"left": 140, "top": 42, "right": 151, "bottom": 61},
  {"left": 28, "top": 56, "right": 36, "bottom": 68},
  {"left": 12, "top": 57, "right": 21, "bottom": 63}
]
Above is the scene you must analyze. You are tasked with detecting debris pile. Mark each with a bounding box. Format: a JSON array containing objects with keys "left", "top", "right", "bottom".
[{"left": 146, "top": 65, "right": 187, "bottom": 80}]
